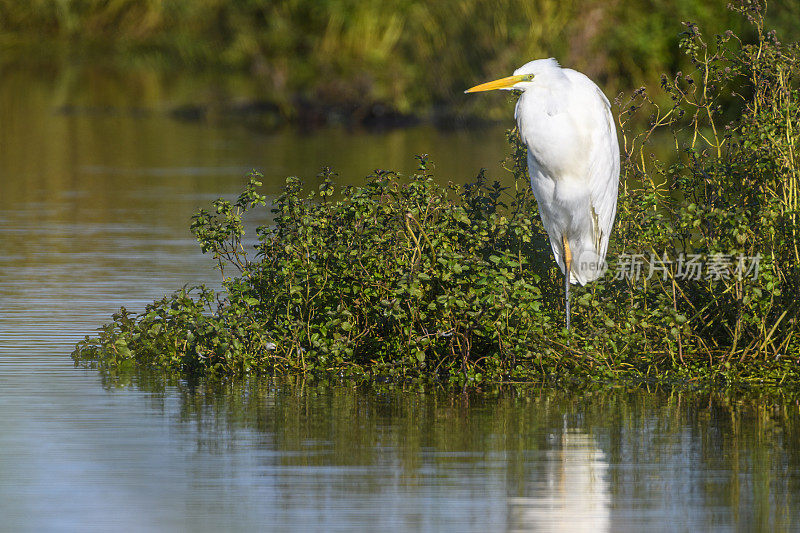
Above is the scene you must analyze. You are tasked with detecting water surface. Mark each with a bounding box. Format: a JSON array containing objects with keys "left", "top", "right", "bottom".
[{"left": 1, "top": 68, "right": 799, "bottom": 532}]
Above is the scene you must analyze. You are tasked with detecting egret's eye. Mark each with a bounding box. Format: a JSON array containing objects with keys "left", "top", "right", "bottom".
[{"left": 521, "top": 74, "right": 534, "bottom": 81}]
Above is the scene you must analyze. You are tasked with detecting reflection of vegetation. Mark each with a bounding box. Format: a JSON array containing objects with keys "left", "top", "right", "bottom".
[
  {"left": 74, "top": 3, "right": 799, "bottom": 385},
  {"left": 99, "top": 371, "right": 800, "bottom": 529},
  {"left": 2, "top": 0, "right": 799, "bottom": 122}
]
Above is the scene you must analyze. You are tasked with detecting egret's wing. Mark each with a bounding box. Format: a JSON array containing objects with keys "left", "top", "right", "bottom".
[
  {"left": 584, "top": 85, "right": 620, "bottom": 263},
  {"left": 557, "top": 72, "right": 620, "bottom": 283}
]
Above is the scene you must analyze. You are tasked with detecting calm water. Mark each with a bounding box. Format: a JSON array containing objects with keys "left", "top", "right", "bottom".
[{"left": 2, "top": 69, "right": 800, "bottom": 532}]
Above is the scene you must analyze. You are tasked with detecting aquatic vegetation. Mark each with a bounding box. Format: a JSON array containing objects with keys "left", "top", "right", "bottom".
[{"left": 73, "top": 3, "right": 800, "bottom": 386}]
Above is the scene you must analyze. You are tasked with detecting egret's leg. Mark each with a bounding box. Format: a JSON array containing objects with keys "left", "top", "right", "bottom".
[{"left": 562, "top": 235, "right": 572, "bottom": 332}]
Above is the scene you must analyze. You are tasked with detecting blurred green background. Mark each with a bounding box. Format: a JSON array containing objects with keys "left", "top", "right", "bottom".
[{"left": 2, "top": 0, "right": 799, "bottom": 125}]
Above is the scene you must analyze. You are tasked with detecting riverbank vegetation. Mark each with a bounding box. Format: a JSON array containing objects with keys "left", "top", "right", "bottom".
[
  {"left": 3, "top": 0, "right": 799, "bottom": 127},
  {"left": 73, "top": 2, "right": 800, "bottom": 387}
]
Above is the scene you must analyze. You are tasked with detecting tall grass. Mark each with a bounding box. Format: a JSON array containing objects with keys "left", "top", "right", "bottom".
[{"left": 2, "top": 0, "right": 799, "bottom": 117}]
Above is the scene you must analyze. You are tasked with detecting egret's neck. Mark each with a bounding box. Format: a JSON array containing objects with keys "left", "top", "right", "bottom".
[
  {"left": 515, "top": 84, "right": 567, "bottom": 128},
  {"left": 515, "top": 72, "right": 570, "bottom": 121}
]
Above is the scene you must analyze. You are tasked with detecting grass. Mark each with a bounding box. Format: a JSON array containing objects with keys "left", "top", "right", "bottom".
[{"left": 2, "top": 0, "right": 800, "bottom": 125}]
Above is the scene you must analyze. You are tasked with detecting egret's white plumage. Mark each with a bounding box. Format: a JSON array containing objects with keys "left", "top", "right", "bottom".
[{"left": 466, "top": 58, "right": 620, "bottom": 328}]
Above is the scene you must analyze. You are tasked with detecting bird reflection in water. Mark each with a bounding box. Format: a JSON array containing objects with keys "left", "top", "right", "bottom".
[{"left": 508, "top": 430, "right": 609, "bottom": 532}]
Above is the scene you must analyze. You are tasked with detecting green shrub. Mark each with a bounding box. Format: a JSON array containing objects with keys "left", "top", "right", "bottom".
[
  {"left": 603, "top": 3, "right": 800, "bottom": 370},
  {"left": 75, "top": 159, "right": 563, "bottom": 382},
  {"left": 73, "top": 2, "right": 800, "bottom": 385}
]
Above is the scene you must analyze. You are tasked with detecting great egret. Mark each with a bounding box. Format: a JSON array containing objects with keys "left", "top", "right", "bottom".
[{"left": 466, "top": 58, "right": 620, "bottom": 331}]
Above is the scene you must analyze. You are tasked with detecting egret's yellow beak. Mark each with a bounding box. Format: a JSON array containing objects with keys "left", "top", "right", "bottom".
[{"left": 464, "top": 74, "right": 527, "bottom": 93}]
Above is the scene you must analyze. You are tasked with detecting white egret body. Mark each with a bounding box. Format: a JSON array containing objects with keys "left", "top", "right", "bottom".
[{"left": 466, "top": 59, "right": 620, "bottom": 329}]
